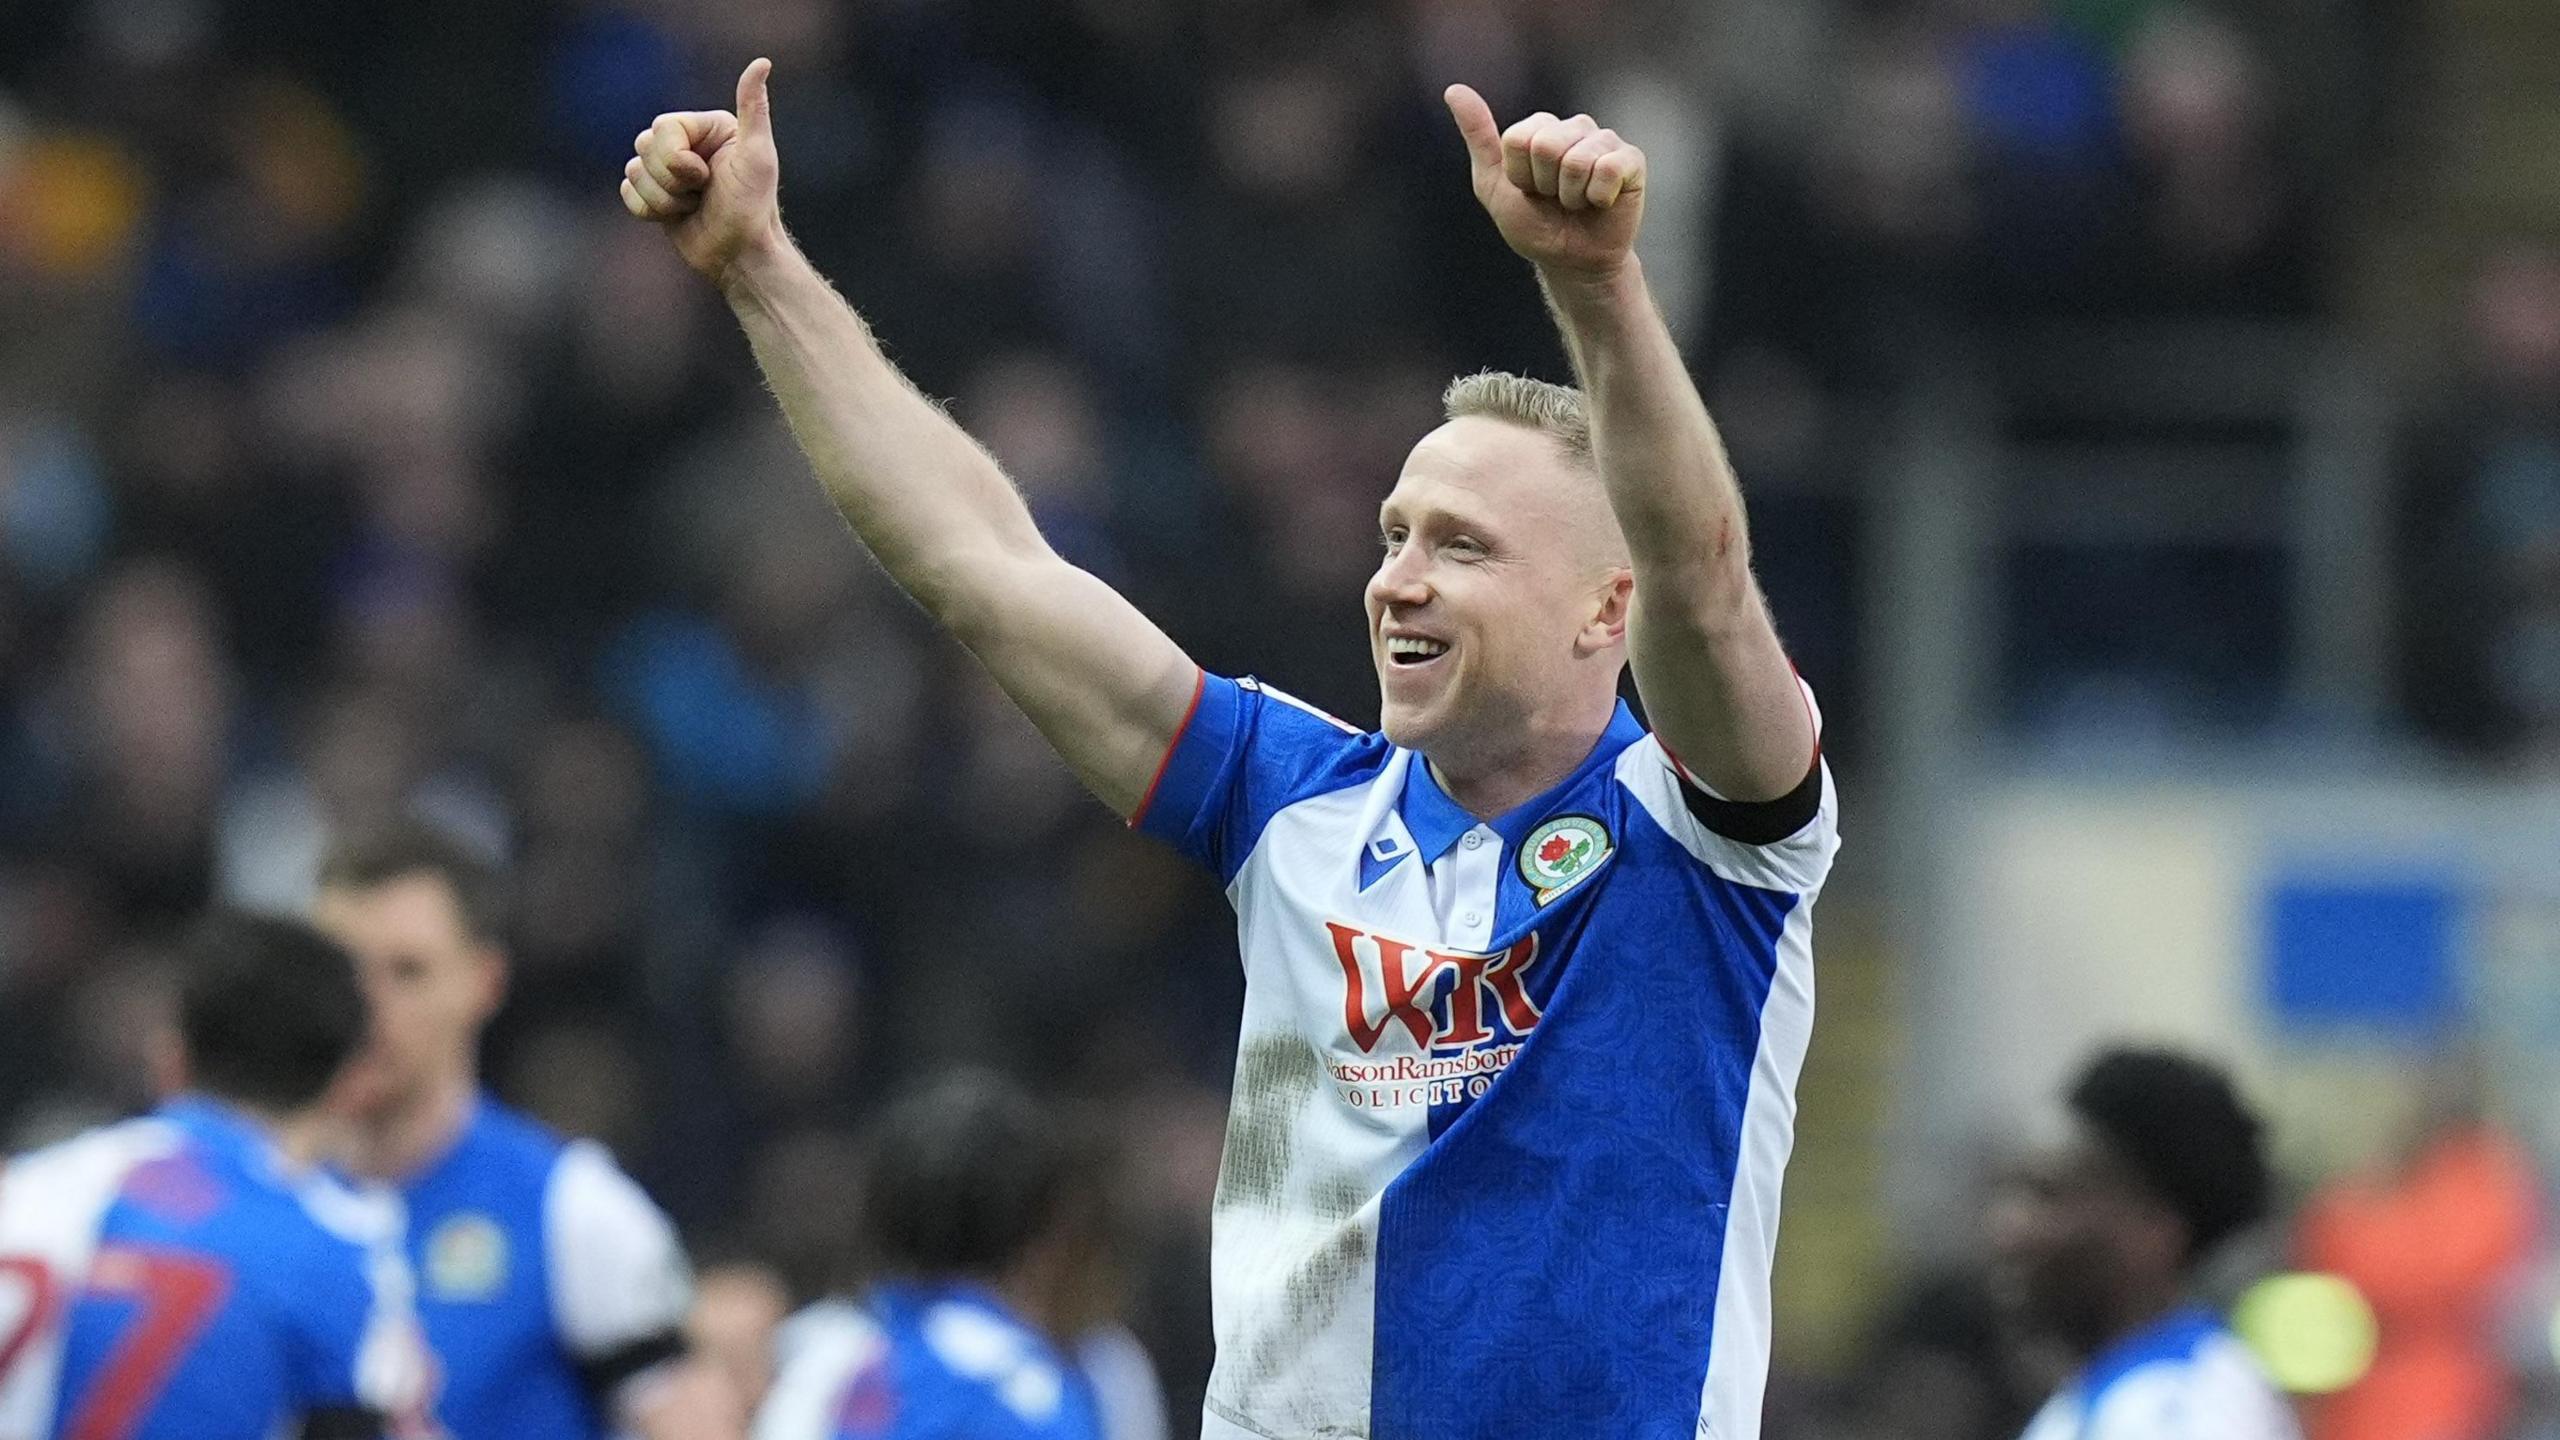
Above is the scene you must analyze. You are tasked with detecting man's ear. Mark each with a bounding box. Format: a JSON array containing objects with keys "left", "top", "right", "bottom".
[{"left": 1580, "top": 568, "right": 1634, "bottom": 654}]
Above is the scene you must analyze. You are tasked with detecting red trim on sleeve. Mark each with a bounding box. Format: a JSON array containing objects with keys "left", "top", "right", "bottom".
[
  {"left": 1791, "top": 661, "right": 1823, "bottom": 760},
  {"left": 1128, "top": 667, "right": 1208, "bottom": 828}
]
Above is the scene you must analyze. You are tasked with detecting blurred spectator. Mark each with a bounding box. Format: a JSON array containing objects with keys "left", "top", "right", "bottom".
[
  {"left": 720, "top": 913, "right": 867, "bottom": 1133},
  {"left": 54, "top": 558, "right": 237, "bottom": 929},
  {"left": 2294, "top": 1053, "right": 2543, "bottom": 1440},
  {"left": 2399, "top": 244, "right": 2560, "bottom": 758}
]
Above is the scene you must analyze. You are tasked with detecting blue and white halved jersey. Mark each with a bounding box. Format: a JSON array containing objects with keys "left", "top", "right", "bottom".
[
  {"left": 0, "top": 1098, "right": 435, "bottom": 1440},
  {"left": 753, "top": 1285, "right": 1103, "bottom": 1440},
  {"left": 388, "top": 1095, "right": 691, "bottom": 1440},
  {"left": 2017, "top": 1309, "right": 2302, "bottom": 1440},
  {"left": 1134, "top": 673, "right": 1840, "bottom": 1440}
]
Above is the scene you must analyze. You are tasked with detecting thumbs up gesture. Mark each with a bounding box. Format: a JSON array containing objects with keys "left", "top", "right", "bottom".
[
  {"left": 1444, "top": 84, "right": 1646, "bottom": 282},
  {"left": 623, "top": 58, "right": 783, "bottom": 285}
]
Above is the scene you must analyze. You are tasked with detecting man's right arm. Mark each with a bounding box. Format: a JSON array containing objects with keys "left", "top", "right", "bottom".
[
  {"left": 716, "top": 237, "right": 1198, "bottom": 817},
  {"left": 624, "top": 60, "right": 1197, "bottom": 818}
]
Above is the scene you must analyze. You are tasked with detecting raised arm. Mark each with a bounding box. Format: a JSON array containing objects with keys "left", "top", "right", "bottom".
[
  {"left": 621, "top": 60, "right": 1197, "bottom": 817},
  {"left": 1445, "top": 86, "right": 1815, "bottom": 803}
]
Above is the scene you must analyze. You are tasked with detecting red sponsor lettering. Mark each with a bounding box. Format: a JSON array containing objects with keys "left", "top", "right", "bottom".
[
  {"left": 1327, "top": 923, "right": 1543, "bottom": 1055},
  {"left": 1479, "top": 935, "right": 1544, "bottom": 1034},
  {"left": 1327, "top": 923, "right": 1456, "bottom": 1052}
]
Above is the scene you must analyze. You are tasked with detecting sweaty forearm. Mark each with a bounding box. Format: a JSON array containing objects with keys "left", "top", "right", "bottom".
[
  {"left": 719, "top": 234, "right": 1049, "bottom": 617},
  {"left": 1542, "top": 261, "right": 1757, "bottom": 622}
]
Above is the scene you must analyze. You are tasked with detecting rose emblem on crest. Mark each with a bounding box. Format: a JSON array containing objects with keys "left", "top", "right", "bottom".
[{"left": 1519, "top": 816, "right": 1611, "bottom": 905}]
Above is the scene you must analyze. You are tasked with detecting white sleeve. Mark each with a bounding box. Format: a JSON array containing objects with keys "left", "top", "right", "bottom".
[
  {"left": 1620, "top": 736, "right": 1840, "bottom": 896},
  {"left": 753, "top": 1303, "right": 888, "bottom": 1440},
  {"left": 543, "top": 1141, "right": 693, "bottom": 1361},
  {"left": 0, "top": 1124, "right": 178, "bottom": 1437}
]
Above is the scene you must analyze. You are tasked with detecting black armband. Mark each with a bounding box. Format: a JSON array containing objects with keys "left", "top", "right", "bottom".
[
  {"left": 300, "top": 1407, "right": 386, "bottom": 1440},
  {"left": 1680, "top": 758, "right": 1823, "bottom": 845},
  {"left": 578, "top": 1330, "right": 689, "bottom": 1408}
]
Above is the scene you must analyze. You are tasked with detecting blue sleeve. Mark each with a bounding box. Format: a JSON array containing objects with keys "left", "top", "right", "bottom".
[
  {"left": 286, "top": 1239, "right": 377, "bottom": 1412},
  {"left": 1131, "top": 673, "right": 1384, "bottom": 884}
]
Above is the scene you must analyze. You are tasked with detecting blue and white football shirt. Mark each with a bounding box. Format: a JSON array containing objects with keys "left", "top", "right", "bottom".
[
  {"left": 753, "top": 1284, "right": 1104, "bottom": 1440},
  {"left": 1134, "top": 672, "right": 1840, "bottom": 1440},
  {"left": 389, "top": 1095, "right": 690, "bottom": 1440},
  {"left": 0, "top": 1097, "right": 435, "bottom": 1440},
  {"left": 2017, "top": 1308, "right": 2302, "bottom": 1440}
]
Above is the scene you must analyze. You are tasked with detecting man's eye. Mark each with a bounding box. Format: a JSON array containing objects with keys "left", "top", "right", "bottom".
[
  {"left": 1447, "top": 536, "right": 1486, "bottom": 559},
  {"left": 1380, "top": 529, "right": 1406, "bottom": 551}
]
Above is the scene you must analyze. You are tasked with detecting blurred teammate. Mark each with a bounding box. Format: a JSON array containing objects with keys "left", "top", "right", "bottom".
[
  {"left": 1991, "top": 1047, "right": 2301, "bottom": 1440},
  {"left": 314, "top": 823, "right": 702, "bottom": 1440},
  {"left": 626, "top": 59, "right": 1837, "bottom": 1440},
  {"left": 753, "top": 1074, "right": 1113, "bottom": 1440},
  {"left": 0, "top": 911, "right": 435, "bottom": 1439}
]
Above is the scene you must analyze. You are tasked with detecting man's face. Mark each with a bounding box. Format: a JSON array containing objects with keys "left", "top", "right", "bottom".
[
  {"left": 313, "top": 874, "right": 503, "bottom": 1113},
  {"left": 1366, "top": 417, "right": 1626, "bottom": 761},
  {"left": 1986, "top": 1124, "right": 2173, "bottom": 1348}
]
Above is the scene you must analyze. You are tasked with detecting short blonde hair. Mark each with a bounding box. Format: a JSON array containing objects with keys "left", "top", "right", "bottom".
[{"left": 1441, "top": 370, "right": 1595, "bottom": 472}]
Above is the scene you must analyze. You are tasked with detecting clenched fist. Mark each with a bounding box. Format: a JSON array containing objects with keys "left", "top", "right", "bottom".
[
  {"left": 1445, "top": 84, "right": 1646, "bottom": 281},
  {"left": 622, "top": 58, "right": 782, "bottom": 285}
]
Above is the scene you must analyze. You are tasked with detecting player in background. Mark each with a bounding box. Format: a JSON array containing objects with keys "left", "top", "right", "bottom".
[
  {"left": 753, "top": 1074, "right": 1129, "bottom": 1440},
  {"left": 1992, "top": 1047, "right": 2302, "bottom": 1440},
  {"left": 0, "top": 911, "right": 436, "bottom": 1440},
  {"left": 626, "top": 57, "right": 1837, "bottom": 1440},
  {"left": 312, "top": 822, "right": 715, "bottom": 1440}
]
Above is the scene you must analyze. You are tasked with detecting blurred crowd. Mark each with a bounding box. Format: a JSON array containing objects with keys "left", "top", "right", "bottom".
[{"left": 3, "top": 0, "right": 2557, "bottom": 1435}]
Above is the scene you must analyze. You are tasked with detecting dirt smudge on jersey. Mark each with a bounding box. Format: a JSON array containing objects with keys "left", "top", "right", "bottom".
[
  {"left": 1227, "top": 1206, "right": 1376, "bottom": 1419},
  {"left": 1211, "top": 1034, "right": 1383, "bottom": 1431},
  {"left": 1215, "top": 1033, "right": 1322, "bottom": 1214}
]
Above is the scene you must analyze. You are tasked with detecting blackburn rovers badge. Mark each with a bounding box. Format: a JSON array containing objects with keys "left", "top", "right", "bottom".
[
  {"left": 1520, "top": 815, "right": 1611, "bottom": 905},
  {"left": 425, "top": 1213, "right": 508, "bottom": 1302}
]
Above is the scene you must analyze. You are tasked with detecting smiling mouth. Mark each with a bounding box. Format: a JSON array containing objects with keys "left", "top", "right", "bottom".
[{"left": 1385, "top": 637, "right": 1451, "bottom": 667}]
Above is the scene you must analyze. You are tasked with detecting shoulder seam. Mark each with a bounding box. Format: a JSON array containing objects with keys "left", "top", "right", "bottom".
[{"left": 1253, "top": 680, "right": 1361, "bottom": 735}]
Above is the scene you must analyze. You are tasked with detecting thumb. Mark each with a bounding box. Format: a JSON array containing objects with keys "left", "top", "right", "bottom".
[
  {"left": 736, "top": 56, "right": 774, "bottom": 140},
  {"left": 1443, "top": 84, "right": 1502, "bottom": 174}
]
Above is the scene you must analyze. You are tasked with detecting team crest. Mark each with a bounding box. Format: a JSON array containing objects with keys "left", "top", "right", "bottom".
[
  {"left": 425, "top": 1213, "right": 508, "bottom": 1302},
  {"left": 1520, "top": 815, "right": 1611, "bottom": 904}
]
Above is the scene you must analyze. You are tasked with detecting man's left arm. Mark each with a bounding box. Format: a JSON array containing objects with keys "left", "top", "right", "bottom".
[
  {"left": 1446, "top": 88, "right": 1816, "bottom": 805},
  {"left": 542, "top": 1143, "right": 704, "bottom": 1431}
]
